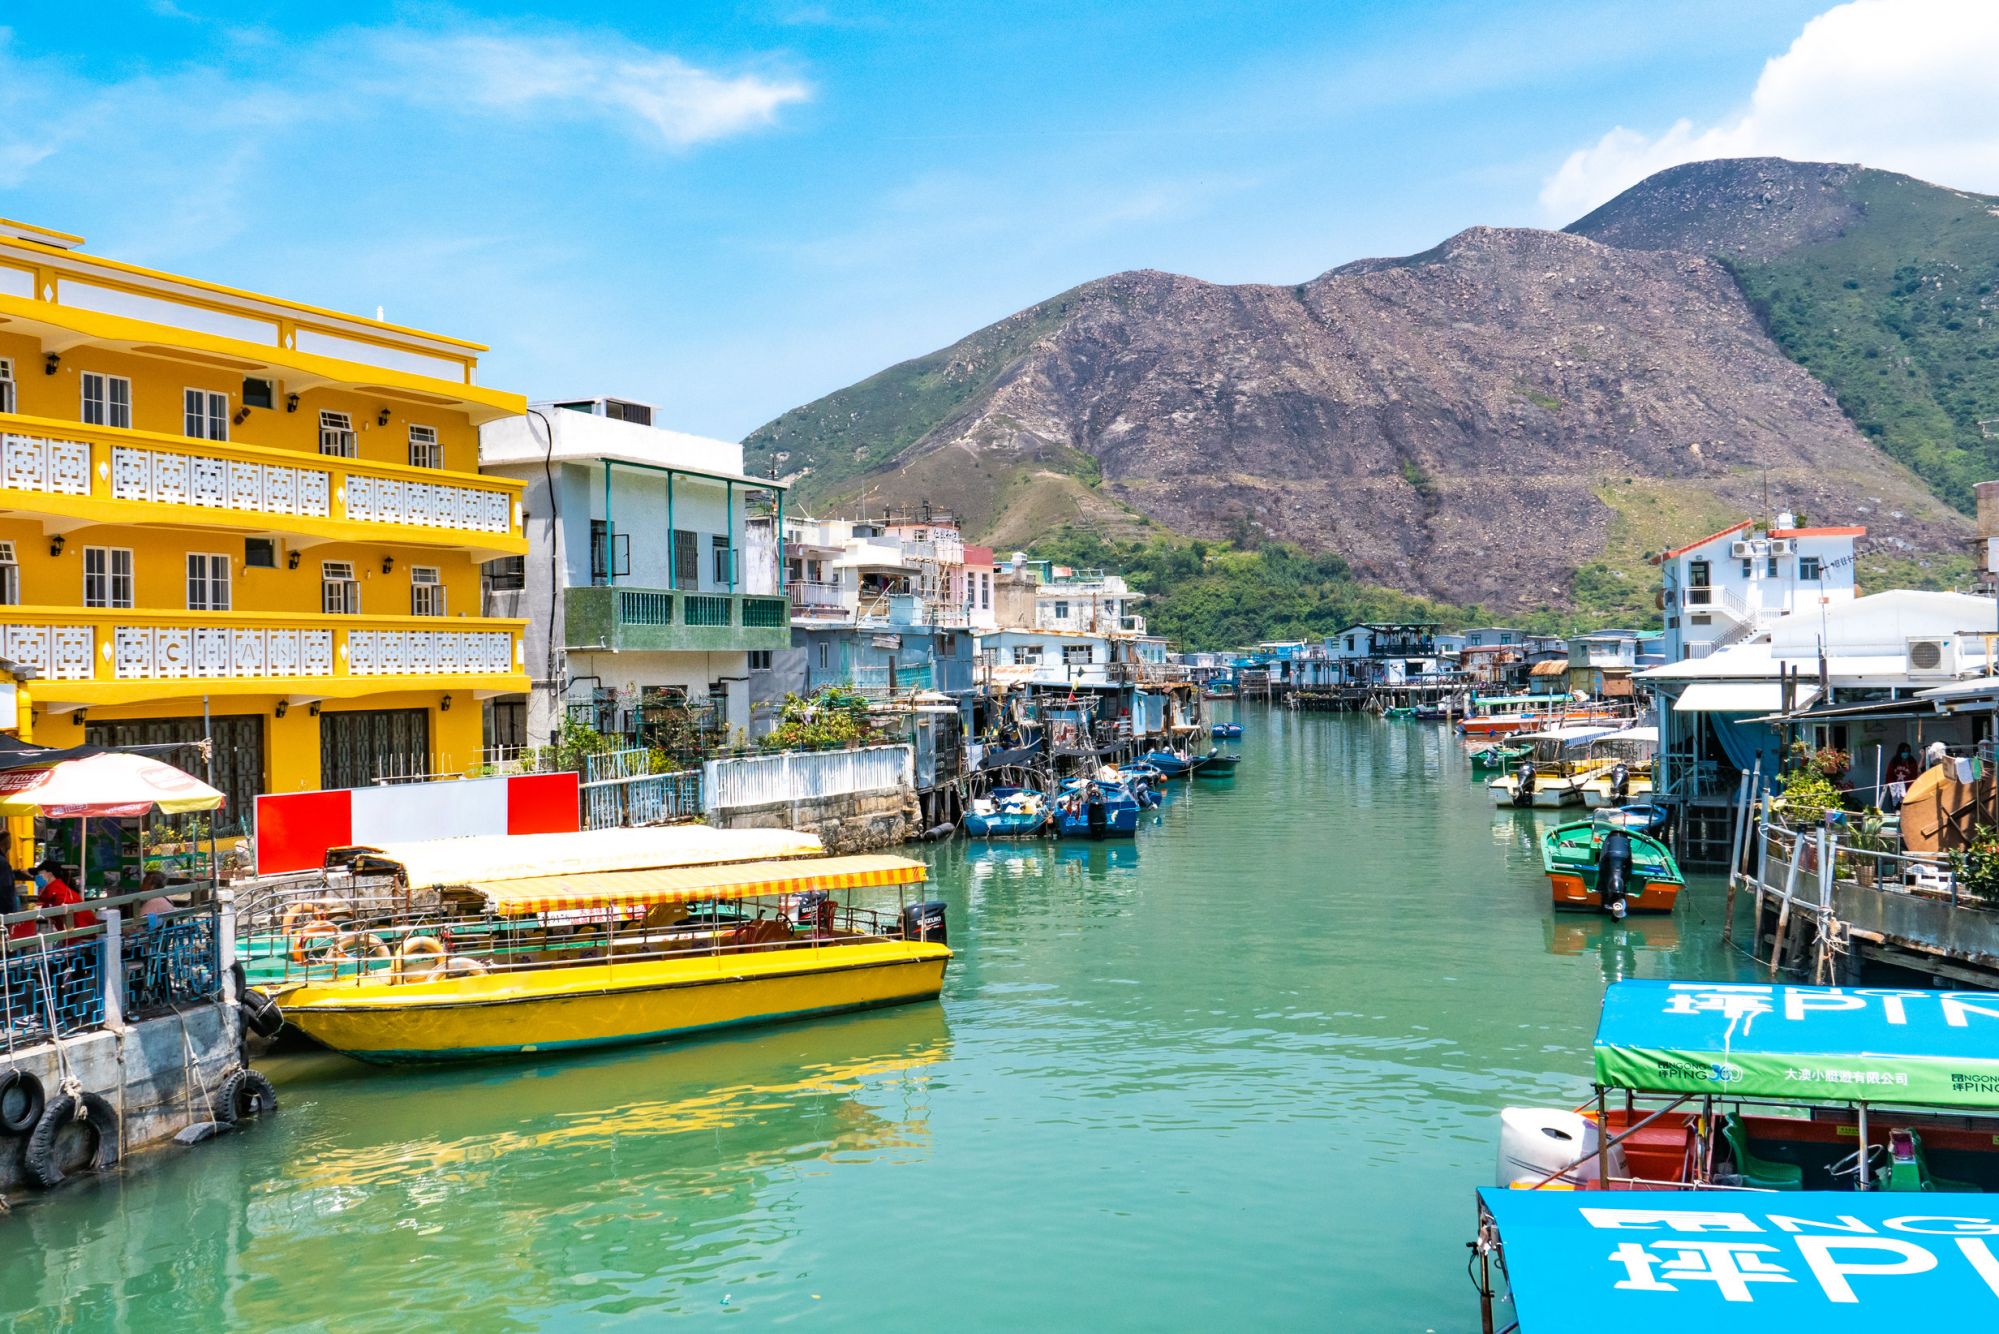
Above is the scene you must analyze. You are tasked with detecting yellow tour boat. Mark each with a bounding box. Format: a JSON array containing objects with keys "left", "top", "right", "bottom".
[{"left": 275, "top": 853, "right": 949, "bottom": 1064}]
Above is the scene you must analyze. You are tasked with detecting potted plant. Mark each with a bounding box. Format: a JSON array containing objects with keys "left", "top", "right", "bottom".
[
  {"left": 1844, "top": 807, "right": 1890, "bottom": 888},
  {"left": 1949, "top": 832, "right": 1999, "bottom": 909}
]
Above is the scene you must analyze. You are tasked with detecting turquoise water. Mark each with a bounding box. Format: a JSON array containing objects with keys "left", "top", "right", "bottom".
[{"left": 0, "top": 712, "right": 1752, "bottom": 1330}]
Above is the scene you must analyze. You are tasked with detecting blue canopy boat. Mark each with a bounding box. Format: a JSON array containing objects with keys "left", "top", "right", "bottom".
[
  {"left": 962, "top": 786, "right": 1050, "bottom": 838},
  {"left": 1139, "top": 748, "right": 1206, "bottom": 777},
  {"left": 1211, "top": 722, "right": 1242, "bottom": 739},
  {"left": 1051, "top": 781, "right": 1141, "bottom": 839}
]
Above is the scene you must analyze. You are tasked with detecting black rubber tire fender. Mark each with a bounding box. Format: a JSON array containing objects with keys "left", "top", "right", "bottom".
[
  {"left": 0, "top": 1068, "right": 45, "bottom": 1136},
  {"left": 24, "top": 1091, "right": 119, "bottom": 1188},
  {"left": 240, "top": 987, "right": 286, "bottom": 1040},
  {"left": 217, "top": 1068, "right": 277, "bottom": 1124}
]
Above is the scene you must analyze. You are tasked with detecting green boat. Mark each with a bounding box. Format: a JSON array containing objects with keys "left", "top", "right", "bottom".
[
  {"left": 1467, "top": 742, "right": 1529, "bottom": 773},
  {"left": 1382, "top": 705, "right": 1416, "bottom": 719},
  {"left": 1541, "top": 819, "right": 1683, "bottom": 916}
]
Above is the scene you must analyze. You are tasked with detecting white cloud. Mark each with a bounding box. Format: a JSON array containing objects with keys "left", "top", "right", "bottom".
[
  {"left": 1541, "top": 0, "right": 1999, "bottom": 219},
  {"left": 364, "top": 29, "right": 810, "bottom": 148}
]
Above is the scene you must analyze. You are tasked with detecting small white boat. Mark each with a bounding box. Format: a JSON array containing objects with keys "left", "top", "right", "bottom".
[
  {"left": 1576, "top": 725, "right": 1658, "bottom": 808},
  {"left": 1487, "top": 726, "right": 1623, "bottom": 809}
]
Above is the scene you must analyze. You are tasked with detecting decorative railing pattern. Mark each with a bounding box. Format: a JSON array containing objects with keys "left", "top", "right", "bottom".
[
  {"left": 0, "top": 421, "right": 520, "bottom": 542},
  {"left": 580, "top": 749, "right": 702, "bottom": 830},
  {"left": 345, "top": 472, "right": 511, "bottom": 534},
  {"left": 112, "top": 443, "right": 332, "bottom": 517},
  {"left": 0, "top": 619, "right": 519, "bottom": 682},
  {"left": 344, "top": 629, "right": 516, "bottom": 676},
  {"left": 121, "top": 909, "right": 221, "bottom": 1017},
  {"left": 2, "top": 433, "right": 92, "bottom": 496},
  {"left": 1, "top": 933, "right": 105, "bottom": 1038}
]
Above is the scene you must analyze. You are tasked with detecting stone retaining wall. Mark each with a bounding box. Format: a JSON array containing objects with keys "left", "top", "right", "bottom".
[{"left": 707, "top": 787, "right": 921, "bottom": 854}]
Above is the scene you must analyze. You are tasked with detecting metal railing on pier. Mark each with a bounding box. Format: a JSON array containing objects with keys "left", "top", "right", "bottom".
[{"left": 1, "top": 892, "right": 226, "bottom": 1041}]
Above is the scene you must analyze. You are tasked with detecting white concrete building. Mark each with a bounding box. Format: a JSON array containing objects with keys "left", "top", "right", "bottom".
[
  {"left": 480, "top": 397, "right": 790, "bottom": 747},
  {"left": 1654, "top": 515, "right": 1862, "bottom": 663}
]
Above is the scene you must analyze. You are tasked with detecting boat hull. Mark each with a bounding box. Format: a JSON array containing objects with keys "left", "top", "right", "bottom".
[
  {"left": 1053, "top": 806, "right": 1141, "bottom": 838},
  {"left": 279, "top": 940, "right": 951, "bottom": 1063},
  {"left": 1487, "top": 780, "right": 1582, "bottom": 809},
  {"left": 963, "top": 812, "right": 1046, "bottom": 838},
  {"left": 1581, "top": 776, "right": 1655, "bottom": 808},
  {"left": 1546, "top": 872, "right": 1680, "bottom": 914}
]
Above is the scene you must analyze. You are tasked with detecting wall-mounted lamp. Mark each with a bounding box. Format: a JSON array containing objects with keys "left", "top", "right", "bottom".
[
  {"left": 72, "top": 710, "right": 85, "bottom": 726},
  {"left": 285, "top": 393, "right": 299, "bottom": 414},
  {"left": 381, "top": 556, "right": 395, "bottom": 574},
  {"left": 308, "top": 703, "right": 320, "bottom": 718},
  {"left": 232, "top": 407, "right": 251, "bottom": 426},
  {"left": 274, "top": 701, "right": 288, "bottom": 719},
  {"left": 286, "top": 550, "right": 300, "bottom": 570},
  {"left": 376, "top": 408, "right": 391, "bottom": 427},
  {"left": 440, "top": 694, "right": 453, "bottom": 713},
  {"left": 43, "top": 353, "right": 59, "bottom": 376},
  {"left": 48, "top": 534, "right": 64, "bottom": 558}
]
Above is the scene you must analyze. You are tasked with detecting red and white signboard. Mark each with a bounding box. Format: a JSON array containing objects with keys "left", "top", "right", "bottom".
[{"left": 254, "top": 772, "right": 580, "bottom": 874}]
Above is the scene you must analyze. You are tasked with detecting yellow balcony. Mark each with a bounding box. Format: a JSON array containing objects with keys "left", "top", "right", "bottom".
[
  {"left": 0, "top": 604, "right": 528, "bottom": 706},
  {"left": 0, "top": 411, "right": 526, "bottom": 559}
]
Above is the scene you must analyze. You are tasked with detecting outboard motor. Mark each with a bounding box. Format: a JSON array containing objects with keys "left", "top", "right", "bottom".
[
  {"left": 1609, "top": 763, "right": 1631, "bottom": 803},
  {"left": 901, "top": 900, "right": 948, "bottom": 945},
  {"left": 1597, "top": 830, "right": 1634, "bottom": 920},
  {"left": 1512, "top": 760, "right": 1537, "bottom": 808}
]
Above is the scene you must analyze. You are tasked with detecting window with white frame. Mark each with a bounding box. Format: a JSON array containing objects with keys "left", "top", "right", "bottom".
[
  {"left": 322, "top": 561, "right": 359, "bottom": 614},
  {"left": 0, "top": 359, "right": 13, "bottom": 415},
  {"left": 1800, "top": 555, "right": 1822, "bottom": 581},
  {"left": 183, "top": 388, "right": 228, "bottom": 441},
  {"left": 186, "top": 553, "right": 230, "bottom": 611},
  {"left": 1062, "top": 644, "right": 1092, "bottom": 666},
  {"left": 748, "top": 649, "right": 773, "bottom": 671},
  {"left": 408, "top": 424, "right": 441, "bottom": 469},
  {"left": 712, "top": 536, "right": 732, "bottom": 586},
  {"left": 81, "top": 373, "right": 132, "bottom": 429},
  {"left": 1013, "top": 644, "right": 1043, "bottom": 666},
  {"left": 319, "top": 410, "right": 357, "bottom": 458},
  {"left": 0, "top": 542, "right": 17, "bottom": 605},
  {"left": 1052, "top": 600, "right": 1070, "bottom": 620},
  {"left": 980, "top": 572, "right": 991, "bottom": 610},
  {"left": 410, "top": 565, "right": 444, "bottom": 616},
  {"left": 84, "top": 547, "right": 134, "bottom": 608}
]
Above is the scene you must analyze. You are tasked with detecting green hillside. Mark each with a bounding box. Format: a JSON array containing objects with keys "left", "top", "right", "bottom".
[
  {"left": 748, "top": 289, "right": 1079, "bottom": 501},
  {"left": 1727, "top": 170, "right": 1999, "bottom": 511}
]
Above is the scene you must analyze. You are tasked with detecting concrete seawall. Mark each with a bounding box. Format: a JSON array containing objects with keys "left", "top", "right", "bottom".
[{"left": 1, "top": 1001, "right": 242, "bottom": 1197}]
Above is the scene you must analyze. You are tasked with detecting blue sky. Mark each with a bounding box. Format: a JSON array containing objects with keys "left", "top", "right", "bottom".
[{"left": 0, "top": 1, "right": 1983, "bottom": 440}]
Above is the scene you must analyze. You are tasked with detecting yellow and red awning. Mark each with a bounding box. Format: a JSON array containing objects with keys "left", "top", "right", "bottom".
[{"left": 466, "top": 854, "right": 929, "bottom": 917}]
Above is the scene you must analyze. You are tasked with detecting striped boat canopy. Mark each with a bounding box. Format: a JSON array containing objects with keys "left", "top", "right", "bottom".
[{"left": 463, "top": 854, "right": 929, "bottom": 917}]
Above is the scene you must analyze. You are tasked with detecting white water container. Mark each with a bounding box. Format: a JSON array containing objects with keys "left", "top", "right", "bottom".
[{"left": 1496, "top": 1107, "right": 1622, "bottom": 1188}]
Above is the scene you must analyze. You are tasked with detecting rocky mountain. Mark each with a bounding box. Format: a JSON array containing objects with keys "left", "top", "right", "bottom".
[{"left": 748, "top": 158, "right": 1977, "bottom": 615}]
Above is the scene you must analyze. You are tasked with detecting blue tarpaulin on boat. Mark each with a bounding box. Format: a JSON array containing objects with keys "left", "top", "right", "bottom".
[
  {"left": 1593, "top": 980, "right": 1999, "bottom": 1109},
  {"left": 1480, "top": 1188, "right": 1999, "bottom": 1331}
]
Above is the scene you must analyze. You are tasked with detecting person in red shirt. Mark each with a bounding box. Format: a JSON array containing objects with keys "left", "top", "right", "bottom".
[{"left": 30, "top": 860, "right": 95, "bottom": 933}]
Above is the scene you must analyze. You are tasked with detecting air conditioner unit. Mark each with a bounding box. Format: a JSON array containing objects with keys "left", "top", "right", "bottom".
[
  {"left": 1730, "top": 541, "right": 1754, "bottom": 557},
  {"left": 1906, "top": 637, "right": 1959, "bottom": 677},
  {"left": 1768, "top": 539, "right": 1795, "bottom": 556}
]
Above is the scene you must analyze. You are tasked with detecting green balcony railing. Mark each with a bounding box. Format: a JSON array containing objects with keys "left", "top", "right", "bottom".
[{"left": 565, "top": 587, "right": 791, "bottom": 653}]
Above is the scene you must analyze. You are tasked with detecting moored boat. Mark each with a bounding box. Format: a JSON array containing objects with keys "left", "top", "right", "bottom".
[
  {"left": 274, "top": 853, "right": 951, "bottom": 1063},
  {"left": 1576, "top": 725, "right": 1658, "bottom": 808},
  {"left": 1457, "top": 693, "right": 1629, "bottom": 738},
  {"left": 1211, "top": 722, "right": 1243, "bottom": 739},
  {"left": 1051, "top": 780, "right": 1142, "bottom": 839},
  {"left": 1192, "top": 751, "right": 1240, "bottom": 781},
  {"left": 1486, "top": 726, "right": 1622, "bottom": 809},
  {"left": 963, "top": 787, "right": 1050, "bottom": 838},
  {"left": 1466, "top": 741, "right": 1529, "bottom": 773},
  {"left": 1541, "top": 817, "right": 1682, "bottom": 915},
  {"left": 1138, "top": 748, "right": 1204, "bottom": 777}
]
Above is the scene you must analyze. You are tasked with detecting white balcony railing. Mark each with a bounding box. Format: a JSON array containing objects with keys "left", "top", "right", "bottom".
[
  {"left": 0, "top": 615, "right": 520, "bottom": 683},
  {"left": 0, "top": 420, "right": 520, "bottom": 543}
]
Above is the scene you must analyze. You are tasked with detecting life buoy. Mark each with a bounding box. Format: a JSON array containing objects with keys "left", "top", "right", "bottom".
[
  {"left": 392, "top": 935, "right": 448, "bottom": 982},
  {"left": 239, "top": 987, "right": 285, "bottom": 1040},
  {"left": 290, "top": 921, "right": 339, "bottom": 964},
  {"left": 24, "top": 1091, "right": 119, "bottom": 1188},
  {"left": 437, "top": 956, "right": 488, "bottom": 979},
  {"left": 216, "top": 1068, "right": 277, "bottom": 1124},
  {"left": 0, "top": 1068, "right": 46, "bottom": 1136},
  {"left": 280, "top": 900, "right": 333, "bottom": 934},
  {"left": 329, "top": 931, "right": 391, "bottom": 963}
]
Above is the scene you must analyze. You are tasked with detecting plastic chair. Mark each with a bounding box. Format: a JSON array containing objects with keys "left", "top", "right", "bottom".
[
  {"left": 1886, "top": 1129, "right": 1980, "bottom": 1193},
  {"left": 1720, "top": 1117, "right": 1803, "bottom": 1190}
]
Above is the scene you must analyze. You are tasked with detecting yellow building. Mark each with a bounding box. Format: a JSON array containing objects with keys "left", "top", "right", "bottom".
[{"left": 0, "top": 218, "right": 529, "bottom": 828}]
